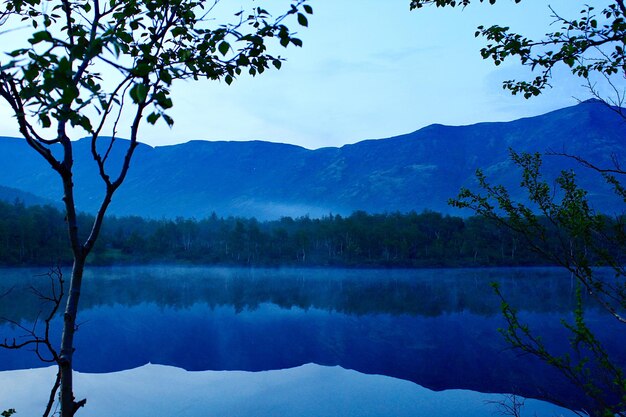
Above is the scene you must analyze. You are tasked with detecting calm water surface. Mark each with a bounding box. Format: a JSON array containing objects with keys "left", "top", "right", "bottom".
[{"left": 0, "top": 266, "right": 623, "bottom": 411}]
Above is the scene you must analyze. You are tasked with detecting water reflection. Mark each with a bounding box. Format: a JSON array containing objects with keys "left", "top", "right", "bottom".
[
  {"left": 0, "top": 266, "right": 583, "bottom": 320},
  {"left": 0, "top": 266, "right": 622, "bottom": 411}
]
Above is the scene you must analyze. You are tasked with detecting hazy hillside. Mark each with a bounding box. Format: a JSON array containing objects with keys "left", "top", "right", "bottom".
[
  {"left": 0, "top": 185, "right": 60, "bottom": 208},
  {"left": 0, "top": 99, "right": 623, "bottom": 219}
]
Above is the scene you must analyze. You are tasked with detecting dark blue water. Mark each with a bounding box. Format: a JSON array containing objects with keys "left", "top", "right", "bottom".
[{"left": 0, "top": 266, "right": 623, "bottom": 411}]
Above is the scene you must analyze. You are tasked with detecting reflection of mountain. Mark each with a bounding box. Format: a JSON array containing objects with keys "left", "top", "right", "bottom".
[
  {"left": 0, "top": 100, "right": 624, "bottom": 218},
  {"left": 1, "top": 267, "right": 623, "bottom": 413}
]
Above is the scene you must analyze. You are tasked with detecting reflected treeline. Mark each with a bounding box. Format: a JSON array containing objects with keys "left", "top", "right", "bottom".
[
  {"left": 0, "top": 266, "right": 589, "bottom": 322},
  {"left": 2, "top": 200, "right": 620, "bottom": 267},
  {"left": 1, "top": 266, "right": 622, "bottom": 413}
]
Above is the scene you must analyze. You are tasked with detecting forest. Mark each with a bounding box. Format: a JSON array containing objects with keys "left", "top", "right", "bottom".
[{"left": 1, "top": 199, "right": 621, "bottom": 268}]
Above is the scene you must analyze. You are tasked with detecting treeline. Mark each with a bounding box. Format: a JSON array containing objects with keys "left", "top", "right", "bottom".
[{"left": 0, "top": 199, "right": 565, "bottom": 267}]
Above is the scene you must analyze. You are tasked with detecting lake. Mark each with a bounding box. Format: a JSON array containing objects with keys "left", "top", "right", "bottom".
[{"left": 0, "top": 266, "right": 623, "bottom": 412}]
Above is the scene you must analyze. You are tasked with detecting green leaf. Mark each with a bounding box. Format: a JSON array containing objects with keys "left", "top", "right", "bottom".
[
  {"left": 147, "top": 112, "right": 160, "bottom": 124},
  {"left": 158, "top": 96, "right": 173, "bottom": 109},
  {"left": 8, "top": 49, "right": 26, "bottom": 57},
  {"left": 297, "top": 13, "right": 308, "bottom": 27},
  {"left": 39, "top": 113, "right": 51, "bottom": 128},
  {"left": 163, "top": 114, "right": 174, "bottom": 126},
  {"left": 303, "top": 5, "right": 313, "bottom": 14},
  {"left": 77, "top": 116, "right": 93, "bottom": 132},
  {"left": 218, "top": 41, "right": 230, "bottom": 56},
  {"left": 129, "top": 83, "right": 148, "bottom": 104},
  {"left": 159, "top": 69, "right": 172, "bottom": 84},
  {"left": 29, "top": 31, "right": 52, "bottom": 45}
]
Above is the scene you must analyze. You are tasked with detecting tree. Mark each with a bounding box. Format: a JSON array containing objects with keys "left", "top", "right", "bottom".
[
  {"left": 411, "top": 1, "right": 626, "bottom": 415},
  {"left": 0, "top": 0, "right": 312, "bottom": 415},
  {"left": 452, "top": 151, "right": 626, "bottom": 415},
  {"left": 410, "top": 1, "right": 626, "bottom": 103}
]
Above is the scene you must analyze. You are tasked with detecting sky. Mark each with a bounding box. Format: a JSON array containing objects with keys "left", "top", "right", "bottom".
[{"left": 0, "top": 0, "right": 619, "bottom": 149}]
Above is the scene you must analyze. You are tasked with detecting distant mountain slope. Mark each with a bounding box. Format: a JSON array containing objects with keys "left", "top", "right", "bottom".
[
  {"left": 0, "top": 185, "right": 60, "bottom": 208},
  {"left": 0, "top": 100, "right": 624, "bottom": 219}
]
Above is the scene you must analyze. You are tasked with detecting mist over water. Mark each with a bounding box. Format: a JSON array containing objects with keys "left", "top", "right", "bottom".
[{"left": 0, "top": 266, "right": 623, "bottom": 411}]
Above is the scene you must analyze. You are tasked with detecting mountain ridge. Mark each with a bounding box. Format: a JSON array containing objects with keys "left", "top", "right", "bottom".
[{"left": 0, "top": 100, "right": 623, "bottom": 219}]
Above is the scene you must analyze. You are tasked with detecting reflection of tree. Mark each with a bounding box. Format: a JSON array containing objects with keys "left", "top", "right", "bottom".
[
  {"left": 0, "top": 267, "right": 594, "bottom": 322},
  {"left": 1, "top": 268, "right": 65, "bottom": 416},
  {"left": 1, "top": 267, "right": 622, "bottom": 413}
]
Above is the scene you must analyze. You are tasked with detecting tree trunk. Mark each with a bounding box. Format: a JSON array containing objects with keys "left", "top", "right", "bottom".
[{"left": 59, "top": 255, "right": 87, "bottom": 417}]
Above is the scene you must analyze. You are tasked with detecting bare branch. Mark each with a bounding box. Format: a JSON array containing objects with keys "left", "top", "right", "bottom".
[
  {"left": 546, "top": 150, "right": 626, "bottom": 176},
  {"left": 0, "top": 267, "right": 63, "bottom": 363},
  {"left": 485, "top": 394, "right": 525, "bottom": 417}
]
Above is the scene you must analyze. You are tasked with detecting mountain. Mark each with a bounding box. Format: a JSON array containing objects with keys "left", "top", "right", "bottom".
[
  {"left": 0, "top": 185, "right": 61, "bottom": 208},
  {"left": 0, "top": 99, "right": 624, "bottom": 219}
]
